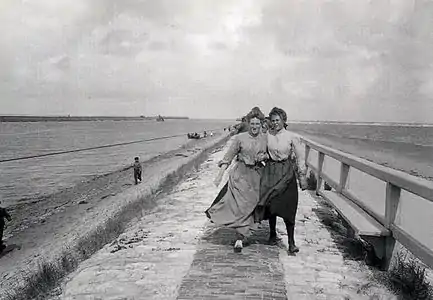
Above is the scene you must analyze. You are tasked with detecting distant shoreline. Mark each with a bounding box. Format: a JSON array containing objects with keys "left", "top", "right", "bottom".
[
  {"left": 0, "top": 115, "right": 189, "bottom": 122},
  {"left": 286, "top": 120, "right": 433, "bottom": 127}
]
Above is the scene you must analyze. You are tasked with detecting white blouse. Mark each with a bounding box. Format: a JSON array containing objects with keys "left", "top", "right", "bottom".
[{"left": 267, "top": 129, "right": 307, "bottom": 173}]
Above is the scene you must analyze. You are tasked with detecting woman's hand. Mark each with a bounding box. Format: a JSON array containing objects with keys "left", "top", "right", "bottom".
[
  {"left": 214, "top": 163, "right": 228, "bottom": 187},
  {"left": 299, "top": 175, "right": 308, "bottom": 191},
  {"left": 214, "top": 173, "right": 223, "bottom": 187},
  {"left": 256, "top": 152, "right": 268, "bottom": 162}
]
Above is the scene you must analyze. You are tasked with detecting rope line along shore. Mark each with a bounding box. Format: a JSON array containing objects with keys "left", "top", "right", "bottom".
[{"left": 0, "top": 127, "right": 227, "bottom": 164}]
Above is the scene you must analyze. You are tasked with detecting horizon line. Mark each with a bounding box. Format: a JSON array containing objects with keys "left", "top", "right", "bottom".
[{"left": 0, "top": 114, "right": 432, "bottom": 125}]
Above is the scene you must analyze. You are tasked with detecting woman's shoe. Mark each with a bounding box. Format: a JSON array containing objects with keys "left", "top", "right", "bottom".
[
  {"left": 268, "top": 235, "right": 282, "bottom": 245},
  {"left": 242, "top": 236, "right": 251, "bottom": 247},
  {"left": 288, "top": 243, "right": 299, "bottom": 253},
  {"left": 234, "top": 240, "right": 243, "bottom": 253},
  {"left": 287, "top": 225, "right": 299, "bottom": 253}
]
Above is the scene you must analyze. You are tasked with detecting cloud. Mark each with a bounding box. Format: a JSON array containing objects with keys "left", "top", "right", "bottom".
[
  {"left": 0, "top": 0, "right": 432, "bottom": 122},
  {"left": 243, "top": 0, "right": 433, "bottom": 121}
]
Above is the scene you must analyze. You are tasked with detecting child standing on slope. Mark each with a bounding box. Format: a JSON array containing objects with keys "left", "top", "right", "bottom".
[{"left": 133, "top": 156, "right": 142, "bottom": 185}]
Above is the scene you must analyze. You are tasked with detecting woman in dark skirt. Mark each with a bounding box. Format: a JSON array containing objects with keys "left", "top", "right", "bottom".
[{"left": 257, "top": 107, "right": 308, "bottom": 253}]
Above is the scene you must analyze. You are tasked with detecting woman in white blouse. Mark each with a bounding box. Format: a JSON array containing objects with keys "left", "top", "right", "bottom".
[{"left": 257, "top": 107, "right": 308, "bottom": 253}]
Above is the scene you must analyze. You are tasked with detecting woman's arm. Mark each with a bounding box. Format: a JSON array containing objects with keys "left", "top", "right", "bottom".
[
  {"left": 291, "top": 135, "right": 307, "bottom": 172},
  {"left": 214, "top": 164, "right": 228, "bottom": 186},
  {"left": 214, "top": 137, "right": 241, "bottom": 186},
  {"left": 291, "top": 134, "right": 308, "bottom": 190}
]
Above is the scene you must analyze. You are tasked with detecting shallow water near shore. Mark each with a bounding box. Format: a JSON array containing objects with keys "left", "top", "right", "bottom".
[{"left": 0, "top": 119, "right": 233, "bottom": 206}]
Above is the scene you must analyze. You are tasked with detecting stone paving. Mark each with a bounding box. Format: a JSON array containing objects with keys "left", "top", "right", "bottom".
[
  {"left": 176, "top": 224, "right": 287, "bottom": 300},
  {"left": 54, "top": 142, "right": 397, "bottom": 300},
  {"left": 277, "top": 192, "right": 396, "bottom": 300}
]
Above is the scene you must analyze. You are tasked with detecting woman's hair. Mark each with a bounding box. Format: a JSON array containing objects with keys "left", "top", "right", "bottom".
[
  {"left": 269, "top": 107, "right": 287, "bottom": 122},
  {"left": 246, "top": 107, "right": 265, "bottom": 122}
]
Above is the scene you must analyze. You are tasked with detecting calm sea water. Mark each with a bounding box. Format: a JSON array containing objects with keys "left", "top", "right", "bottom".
[
  {"left": 286, "top": 123, "right": 433, "bottom": 146},
  {"left": 286, "top": 123, "right": 433, "bottom": 180},
  {"left": 0, "top": 119, "right": 233, "bottom": 206}
]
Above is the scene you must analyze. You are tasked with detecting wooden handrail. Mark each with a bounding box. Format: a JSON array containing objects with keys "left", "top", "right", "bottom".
[
  {"left": 302, "top": 136, "right": 433, "bottom": 269},
  {"left": 301, "top": 137, "right": 433, "bottom": 203}
]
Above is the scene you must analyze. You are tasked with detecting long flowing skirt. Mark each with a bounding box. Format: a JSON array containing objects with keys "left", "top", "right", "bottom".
[
  {"left": 205, "top": 162, "right": 261, "bottom": 237},
  {"left": 255, "top": 160, "right": 299, "bottom": 224}
]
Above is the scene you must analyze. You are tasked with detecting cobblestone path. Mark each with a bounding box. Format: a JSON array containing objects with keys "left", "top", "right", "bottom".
[{"left": 55, "top": 143, "right": 396, "bottom": 300}]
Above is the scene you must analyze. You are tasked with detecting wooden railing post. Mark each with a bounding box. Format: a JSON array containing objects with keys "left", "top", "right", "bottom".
[
  {"left": 383, "top": 182, "right": 401, "bottom": 269},
  {"left": 305, "top": 144, "right": 310, "bottom": 167},
  {"left": 316, "top": 152, "right": 325, "bottom": 195},
  {"left": 385, "top": 183, "right": 401, "bottom": 228},
  {"left": 337, "top": 163, "right": 350, "bottom": 193}
]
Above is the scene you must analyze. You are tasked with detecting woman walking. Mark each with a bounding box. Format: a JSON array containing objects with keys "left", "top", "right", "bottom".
[
  {"left": 205, "top": 107, "right": 268, "bottom": 252},
  {"left": 257, "top": 107, "right": 308, "bottom": 254}
]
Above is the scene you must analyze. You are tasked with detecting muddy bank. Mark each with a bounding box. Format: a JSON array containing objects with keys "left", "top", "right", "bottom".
[
  {"left": 0, "top": 132, "right": 230, "bottom": 299},
  {"left": 3, "top": 137, "right": 211, "bottom": 241}
]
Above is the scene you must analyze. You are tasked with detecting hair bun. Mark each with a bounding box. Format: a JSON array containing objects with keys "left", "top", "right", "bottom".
[
  {"left": 246, "top": 107, "right": 265, "bottom": 121},
  {"left": 269, "top": 107, "right": 287, "bottom": 122}
]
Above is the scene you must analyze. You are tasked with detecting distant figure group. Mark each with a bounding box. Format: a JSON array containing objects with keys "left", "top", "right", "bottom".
[
  {"left": 187, "top": 132, "right": 201, "bottom": 139},
  {"left": 187, "top": 130, "right": 213, "bottom": 140}
]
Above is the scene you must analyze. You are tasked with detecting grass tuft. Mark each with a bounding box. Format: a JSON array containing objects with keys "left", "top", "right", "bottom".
[
  {"left": 378, "top": 252, "right": 433, "bottom": 300},
  {"left": 306, "top": 170, "right": 317, "bottom": 190},
  {"left": 313, "top": 200, "right": 375, "bottom": 263}
]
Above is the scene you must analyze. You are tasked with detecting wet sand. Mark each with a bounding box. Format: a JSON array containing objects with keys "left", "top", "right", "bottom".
[{"left": 3, "top": 137, "right": 207, "bottom": 241}]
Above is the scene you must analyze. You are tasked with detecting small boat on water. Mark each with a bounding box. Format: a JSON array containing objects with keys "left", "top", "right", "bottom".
[{"left": 156, "top": 115, "right": 165, "bottom": 122}]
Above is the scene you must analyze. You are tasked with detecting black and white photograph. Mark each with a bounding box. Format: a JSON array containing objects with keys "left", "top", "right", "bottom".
[{"left": 1, "top": 1, "right": 432, "bottom": 299}]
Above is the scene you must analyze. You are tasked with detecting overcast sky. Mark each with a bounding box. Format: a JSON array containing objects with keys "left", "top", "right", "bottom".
[{"left": 0, "top": 0, "right": 432, "bottom": 122}]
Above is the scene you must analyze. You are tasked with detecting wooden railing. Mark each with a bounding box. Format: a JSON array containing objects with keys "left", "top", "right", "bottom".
[{"left": 301, "top": 137, "right": 433, "bottom": 269}]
